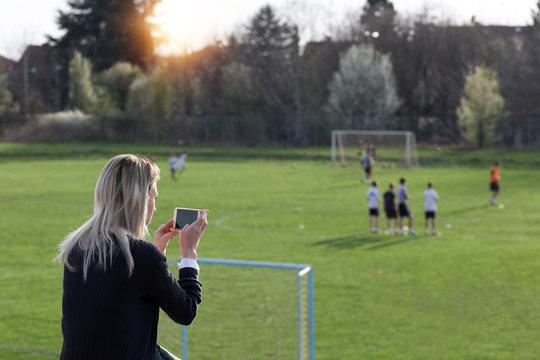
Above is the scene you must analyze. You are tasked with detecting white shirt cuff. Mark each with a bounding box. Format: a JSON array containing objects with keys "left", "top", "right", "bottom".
[{"left": 178, "top": 258, "right": 199, "bottom": 271}]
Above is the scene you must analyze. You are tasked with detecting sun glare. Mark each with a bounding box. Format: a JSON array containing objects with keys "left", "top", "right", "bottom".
[{"left": 153, "top": 1, "right": 211, "bottom": 55}]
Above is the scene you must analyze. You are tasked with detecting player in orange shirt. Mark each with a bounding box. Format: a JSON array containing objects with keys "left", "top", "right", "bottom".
[{"left": 490, "top": 161, "right": 500, "bottom": 205}]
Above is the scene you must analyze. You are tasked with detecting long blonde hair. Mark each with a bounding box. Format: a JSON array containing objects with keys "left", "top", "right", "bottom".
[{"left": 56, "top": 154, "right": 160, "bottom": 280}]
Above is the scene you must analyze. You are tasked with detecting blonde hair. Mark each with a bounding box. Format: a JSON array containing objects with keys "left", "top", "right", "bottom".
[{"left": 56, "top": 154, "right": 160, "bottom": 280}]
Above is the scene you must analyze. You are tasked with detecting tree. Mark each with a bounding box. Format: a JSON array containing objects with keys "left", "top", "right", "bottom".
[
  {"left": 496, "top": 1, "right": 540, "bottom": 146},
  {"left": 361, "top": 0, "right": 397, "bottom": 52},
  {"left": 456, "top": 65, "right": 505, "bottom": 147},
  {"left": 125, "top": 66, "right": 175, "bottom": 141},
  {"left": 149, "top": 66, "right": 175, "bottom": 141},
  {"left": 53, "top": 0, "right": 159, "bottom": 70},
  {"left": 96, "top": 61, "right": 143, "bottom": 110},
  {"left": 333, "top": 0, "right": 397, "bottom": 51},
  {"left": 219, "top": 62, "right": 254, "bottom": 115},
  {"left": 68, "top": 51, "right": 96, "bottom": 112},
  {"left": 218, "top": 61, "right": 263, "bottom": 142},
  {"left": 243, "top": 5, "right": 304, "bottom": 143},
  {"left": 506, "top": 1, "right": 540, "bottom": 115},
  {"left": 0, "top": 73, "right": 12, "bottom": 115},
  {"left": 126, "top": 76, "right": 151, "bottom": 119},
  {"left": 326, "top": 43, "right": 401, "bottom": 129}
]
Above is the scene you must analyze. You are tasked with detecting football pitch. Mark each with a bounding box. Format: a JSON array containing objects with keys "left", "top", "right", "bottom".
[{"left": 1, "top": 142, "right": 540, "bottom": 359}]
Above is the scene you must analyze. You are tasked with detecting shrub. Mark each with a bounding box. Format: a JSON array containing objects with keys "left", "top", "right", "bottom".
[{"left": 4, "top": 110, "right": 97, "bottom": 141}]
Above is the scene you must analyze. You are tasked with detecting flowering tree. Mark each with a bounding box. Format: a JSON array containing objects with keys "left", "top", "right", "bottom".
[
  {"left": 326, "top": 43, "right": 401, "bottom": 129},
  {"left": 456, "top": 65, "right": 505, "bottom": 147}
]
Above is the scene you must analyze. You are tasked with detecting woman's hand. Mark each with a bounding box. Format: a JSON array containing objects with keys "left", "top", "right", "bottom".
[
  {"left": 180, "top": 209, "right": 209, "bottom": 260},
  {"left": 153, "top": 219, "right": 180, "bottom": 256}
]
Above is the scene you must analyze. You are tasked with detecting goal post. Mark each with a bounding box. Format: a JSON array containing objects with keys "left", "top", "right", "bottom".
[
  {"left": 158, "top": 257, "right": 315, "bottom": 360},
  {"left": 331, "top": 130, "right": 419, "bottom": 168}
]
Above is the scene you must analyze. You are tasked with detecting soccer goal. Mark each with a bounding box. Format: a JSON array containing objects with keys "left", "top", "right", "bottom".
[
  {"left": 331, "top": 130, "right": 419, "bottom": 168},
  {"left": 158, "top": 258, "right": 315, "bottom": 360}
]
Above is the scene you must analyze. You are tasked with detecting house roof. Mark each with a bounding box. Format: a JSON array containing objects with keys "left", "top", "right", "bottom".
[{"left": 0, "top": 54, "right": 15, "bottom": 72}]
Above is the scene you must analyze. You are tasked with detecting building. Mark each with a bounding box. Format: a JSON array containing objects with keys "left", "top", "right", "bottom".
[
  {"left": 0, "top": 55, "right": 15, "bottom": 73},
  {"left": 11, "top": 45, "right": 65, "bottom": 114}
]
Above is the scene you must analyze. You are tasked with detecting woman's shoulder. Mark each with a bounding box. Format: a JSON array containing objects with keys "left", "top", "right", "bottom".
[{"left": 128, "top": 236, "right": 166, "bottom": 263}]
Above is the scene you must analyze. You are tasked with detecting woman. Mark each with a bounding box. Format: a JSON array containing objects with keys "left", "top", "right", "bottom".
[{"left": 56, "top": 154, "right": 208, "bottom": 359}]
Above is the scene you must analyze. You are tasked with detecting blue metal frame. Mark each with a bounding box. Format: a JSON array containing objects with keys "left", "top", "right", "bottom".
[{"left": 167, "top": 257, "right": 315, "bottom": 360}]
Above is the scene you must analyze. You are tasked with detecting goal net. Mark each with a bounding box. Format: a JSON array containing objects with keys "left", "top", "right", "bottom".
[
  {"left": 158, "top": 258, "right": 315, "bottom": 360},
  {"left": 331, "top": 130, "right": 419, "bottom": 168}
]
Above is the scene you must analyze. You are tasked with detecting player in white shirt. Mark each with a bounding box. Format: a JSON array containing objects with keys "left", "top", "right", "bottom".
[
  {"left": 176, "top": 151, "right": 187, "bottom": 177},
  {"left": 366, "top": 180, "right": 380, "bottom": 233},
  {"left": 397, "top": 177, "right": 416, "bottom": 235},
  {"left": 423, "top": 182, "right": 439, "bottom": 235},
  {"left": 168, "top": 152, "right": 178, "bottom": 180}
]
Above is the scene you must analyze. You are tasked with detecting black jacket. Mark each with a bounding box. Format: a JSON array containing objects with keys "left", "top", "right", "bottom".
[{"left": 60, "top": 236, "right": 202, "bottom": 360}]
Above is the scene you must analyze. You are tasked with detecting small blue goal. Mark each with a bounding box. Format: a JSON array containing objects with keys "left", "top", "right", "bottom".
[{"left": 158, "top": 257, "right": 315, "bottom": 360}]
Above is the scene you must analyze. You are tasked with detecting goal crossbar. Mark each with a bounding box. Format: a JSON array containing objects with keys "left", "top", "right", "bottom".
[
  {"left": 331, "top": 129, "right": 419, "bottom": 168},
  {"left": 166, "top": 257, "right": 315, "bottom": 360}
]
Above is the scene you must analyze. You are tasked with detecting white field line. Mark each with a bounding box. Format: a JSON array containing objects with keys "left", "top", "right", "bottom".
[{"left": 214, "top": 208, "right": 350, "bottom": 240}]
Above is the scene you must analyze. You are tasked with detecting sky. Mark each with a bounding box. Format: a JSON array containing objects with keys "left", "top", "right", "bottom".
[{"left": 0, "top": 0, "right": 538, "bottom": 60}]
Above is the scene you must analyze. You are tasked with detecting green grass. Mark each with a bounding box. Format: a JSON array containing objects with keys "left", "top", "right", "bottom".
[{"left": 0, "top": 142, "right": 539, "bottom": 359}]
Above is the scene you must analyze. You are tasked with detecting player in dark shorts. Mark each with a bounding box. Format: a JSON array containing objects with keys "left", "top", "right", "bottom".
[
  {"left": 361, "top": 150, "right": 371, "bottom": 183},
  {"left": 383, "top": 182, "right": 398, "bottom": 234},
  {"left": 489, "top": 161, "right": 500, "bottom": 205},
  {"left": 399, "top": 202, "right": 411, "bottom": 217},
  {"left": 396, "top": 177, "right": 416, "bottom": 235},
  {"left": 366, "top": 181, "right": 380, "bottom": 233}
]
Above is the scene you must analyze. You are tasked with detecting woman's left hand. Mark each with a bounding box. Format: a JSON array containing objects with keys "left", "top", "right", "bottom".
[{"left": 153, "top": 219, "right": 180, "bottom": 256}]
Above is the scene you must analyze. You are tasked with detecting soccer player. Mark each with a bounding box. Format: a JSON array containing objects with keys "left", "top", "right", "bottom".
[
  {"left": 366, "top": 180, "right": 380, "bottom": 233},
  {"left": 361, "top": 149, "right": 372, "bottom": 183},
  {"left": 177, "top": 151, "right": 188, "bottom": 177},
  {"left": 383, "top": 182, "right": 398, "bottom": 234},
  {"left": 168, "top": 152, "right": 178, "bottom": 180},
  {"left": 397, "top": 177, "right": 416, "bottom": 235},
  {"left": 368, "top": 142, "right": 376, "bottom": 163},
  {"left": 490, "top": 160, "right": 500, "bottom": 205},
  {"left": 423, "top": 182, "right": 439, "bottom": 235}
]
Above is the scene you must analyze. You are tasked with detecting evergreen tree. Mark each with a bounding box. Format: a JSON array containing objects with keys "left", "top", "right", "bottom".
[
  {"left": 244, "top": 5, "right": 304, "bottom": 143},
  {"left": 52, "top": 0, "right": 159, "bottom": 70},
  {"left": 361, "top": 0, "right": 396, "bottom": 37},
  {"left": 456, "top": 65, "right": 505, "bottom": 148}
]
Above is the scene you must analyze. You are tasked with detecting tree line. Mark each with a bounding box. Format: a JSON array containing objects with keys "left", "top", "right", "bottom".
[{"left": 1, "top": 0, "right": 540, "bottom": 147}]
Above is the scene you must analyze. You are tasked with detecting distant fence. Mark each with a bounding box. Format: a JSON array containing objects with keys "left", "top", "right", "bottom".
[{"left": 2, "top": 112, "right": 539, "bottom": 148}]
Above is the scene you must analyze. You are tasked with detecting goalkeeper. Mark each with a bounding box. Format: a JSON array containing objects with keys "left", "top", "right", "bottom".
[{"left": 361, "top": 149, "right": 372, "bottom": 183}]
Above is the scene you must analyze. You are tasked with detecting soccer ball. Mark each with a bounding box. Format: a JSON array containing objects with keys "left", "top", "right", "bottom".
[{"left": 291, "top": 163, "right": 297, "bottom": 169}]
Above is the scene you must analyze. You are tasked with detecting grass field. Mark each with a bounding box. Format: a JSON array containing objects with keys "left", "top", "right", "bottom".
[{"left": 1, "top": 142, "right": 540, "bottom": 359}]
